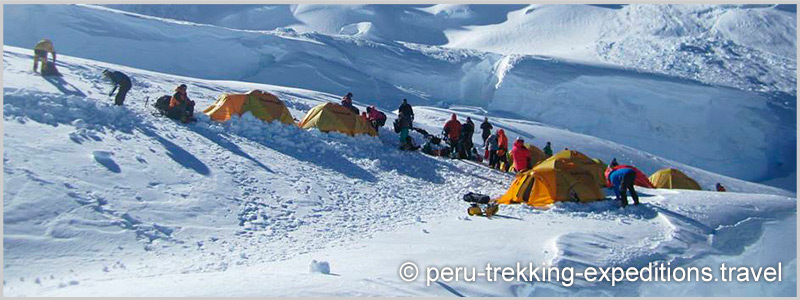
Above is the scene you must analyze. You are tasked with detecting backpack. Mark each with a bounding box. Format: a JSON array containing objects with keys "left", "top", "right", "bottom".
[
  {"left": 153, "top": 95, "right": 172, "bottom": 116},
  {"left": 463, "top": 192, "right": 490, "bottom": 204},
  {"left": 375, "top": 112, "right": 387, "bottom": 127}
]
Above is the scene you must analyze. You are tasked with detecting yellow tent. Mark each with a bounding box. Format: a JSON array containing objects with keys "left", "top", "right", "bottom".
[
  {"left": 649, "top": 168, "right": 701, "bottom": 190},
  {"left": 298, "top": 102, "right": 377, "bottom": 136},
  {"left": 549, "top": 150, "right": 607, "bottom": 186},
  {"left": 497, "top": 150, "right": 606, "bottom": 207},
  {"left": 204, "top": 90, "right": 294, "bottom": 125}
]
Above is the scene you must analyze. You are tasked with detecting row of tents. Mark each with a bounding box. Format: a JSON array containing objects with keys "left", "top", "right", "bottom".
[
  {"left": 203, "top": 90, "right": 704, "bottom": 208},
  {"left": 497, "top": 150, "right": 703, "bottom": 207},
  {"left": 203, "top": 90, "right": 378, "bottom": 136}
]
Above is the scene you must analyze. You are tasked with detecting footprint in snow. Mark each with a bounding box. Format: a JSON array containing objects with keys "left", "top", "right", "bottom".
[{"left": 92, "top": 151, "right": 121, "bottom": 173}]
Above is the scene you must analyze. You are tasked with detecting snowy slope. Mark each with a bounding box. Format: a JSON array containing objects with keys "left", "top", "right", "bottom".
[
  {"left": 103, "top": 4, "right": 797, "bottom": 96},
  {"left": 2, "top": 45, "right": 796, "bottom": 296},
  {"left": 444, "top": 4, "right": 797, "bottom": 95},
  {"left": 3, "top": 4, "right": 795, "bottom": 190}
]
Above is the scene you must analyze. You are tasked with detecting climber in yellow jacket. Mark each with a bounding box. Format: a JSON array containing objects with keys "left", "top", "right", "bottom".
[{"left": 33, "top": 39, "right": 57, "bottom": 73}]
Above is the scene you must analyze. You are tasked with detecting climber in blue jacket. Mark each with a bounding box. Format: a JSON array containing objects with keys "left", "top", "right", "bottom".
[{"left": 607, "top": 167, "right": 640, "bottom": 207}]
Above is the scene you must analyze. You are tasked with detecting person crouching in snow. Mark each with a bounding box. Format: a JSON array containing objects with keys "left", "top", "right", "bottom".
[
  {"left": 168, "top": 84, "right": 196, "bottom": 123},
  {"left": 511, "top": 138, "right": 531, "bottom": 172},
  {"left": 716, "top": 182, "right": 726, "bottom": 192},
  {"left": 607, "top": 166, "right": 640, "bottom": 207},
  {"left": 366, "top": 105, "right": 387, "bottom": 131}
]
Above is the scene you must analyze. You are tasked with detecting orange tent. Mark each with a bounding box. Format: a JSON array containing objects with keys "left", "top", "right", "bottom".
[
  {"left": 204, "top": 90, "right": 294, "bottom": 124},
  {"left": 497, "top": 150, "right": 606, "bottom": 207},
  {"left": 298, "top": 102, "right": 377, "bottom": 136}
]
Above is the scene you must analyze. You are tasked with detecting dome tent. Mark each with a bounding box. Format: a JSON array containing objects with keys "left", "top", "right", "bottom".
[
  {"left": 204, "top": 90, "right": 294, "bottom": 125},
  {"left": 649, "top": 168, "right": 702, "bottom": 190},
  {"left": 298, "top": 102, "right": 377, "bottom": 136}
]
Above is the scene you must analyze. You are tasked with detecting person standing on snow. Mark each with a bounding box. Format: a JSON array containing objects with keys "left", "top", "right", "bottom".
[
  {"left": 511, "top": 138, "right": 531, "bottom": 172},
  {"left": 458, "top": 117, "right": 475, "bottom": 158},
  {"left": 33, "top": 39, "right": 57, "bottom": 73},
  {"left": 543, "top": 141, "right": 553, "bottom": 158},
  {"left": 102, "top": 69, "right": 131, "bottom": 106},
  {"left": 443, "top": 114, "right": 462, "bottom": 155},
  {"left": 398, "top": 98, "right": 414, "bottom": 127},
  {"left": 607, "top": 166, "right": 640, "bottom": 207},
  {"left": 168, "top": 84, "right": 196, "bottom": 123},
  {"left": 480, "top": 117, "right": 493, "bottom": 145},
  {"left": 397, "top": 112, "right": 413, "bottom": 149},
  {"left": 486, "top": 132, "right": 500, "bottom": 169},
  {"left": 496, "top": 129, "right": 509, "bottom": 170}
]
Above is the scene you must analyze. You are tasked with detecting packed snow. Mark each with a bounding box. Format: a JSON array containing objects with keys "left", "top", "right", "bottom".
[{"left": 2, "top": 3, "right": 797, "bottom": 297}]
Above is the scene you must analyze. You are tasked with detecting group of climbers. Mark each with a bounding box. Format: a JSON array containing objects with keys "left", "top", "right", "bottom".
[{"left": 31, "top": 39, "right": 733, "bottom": 210}]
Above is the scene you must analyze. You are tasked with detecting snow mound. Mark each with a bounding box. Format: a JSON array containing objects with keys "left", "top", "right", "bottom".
[{"left": 309, "top": 260, "right": 331, "bottom": 274}]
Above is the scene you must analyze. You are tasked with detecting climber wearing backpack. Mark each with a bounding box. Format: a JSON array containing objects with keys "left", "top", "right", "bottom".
[
  {"left": 167, "top": 84, "right": 196, "bottom": 123},
  {"left": 486, "top": 131, "right": 500, "bottom": 169},
  {"left": 480, "top": 117, "right": 493, "bottom": 146},
  {"left": 366, "top": 105, "right": 387, "bottom": 131},
  {"left": 398, "top": 99, "right": 414, "bottom": 126},
  {"left": 102, "top": 69, "right": 131, "bottom": 106},
  {"left": 458, "top": 117, "right": 475, "bottom": 159},
  {"left": 510, "top": 138, "right": 531, "bottom": 172},
  {"left": 33, "top": 39, "right": 57, "bottom": 74},
  {"left": 607, "top": 166, "right": 640, "bottom": 207},
  {"left": 496, "top": 129, "right": 509, "bottom": 170}
]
